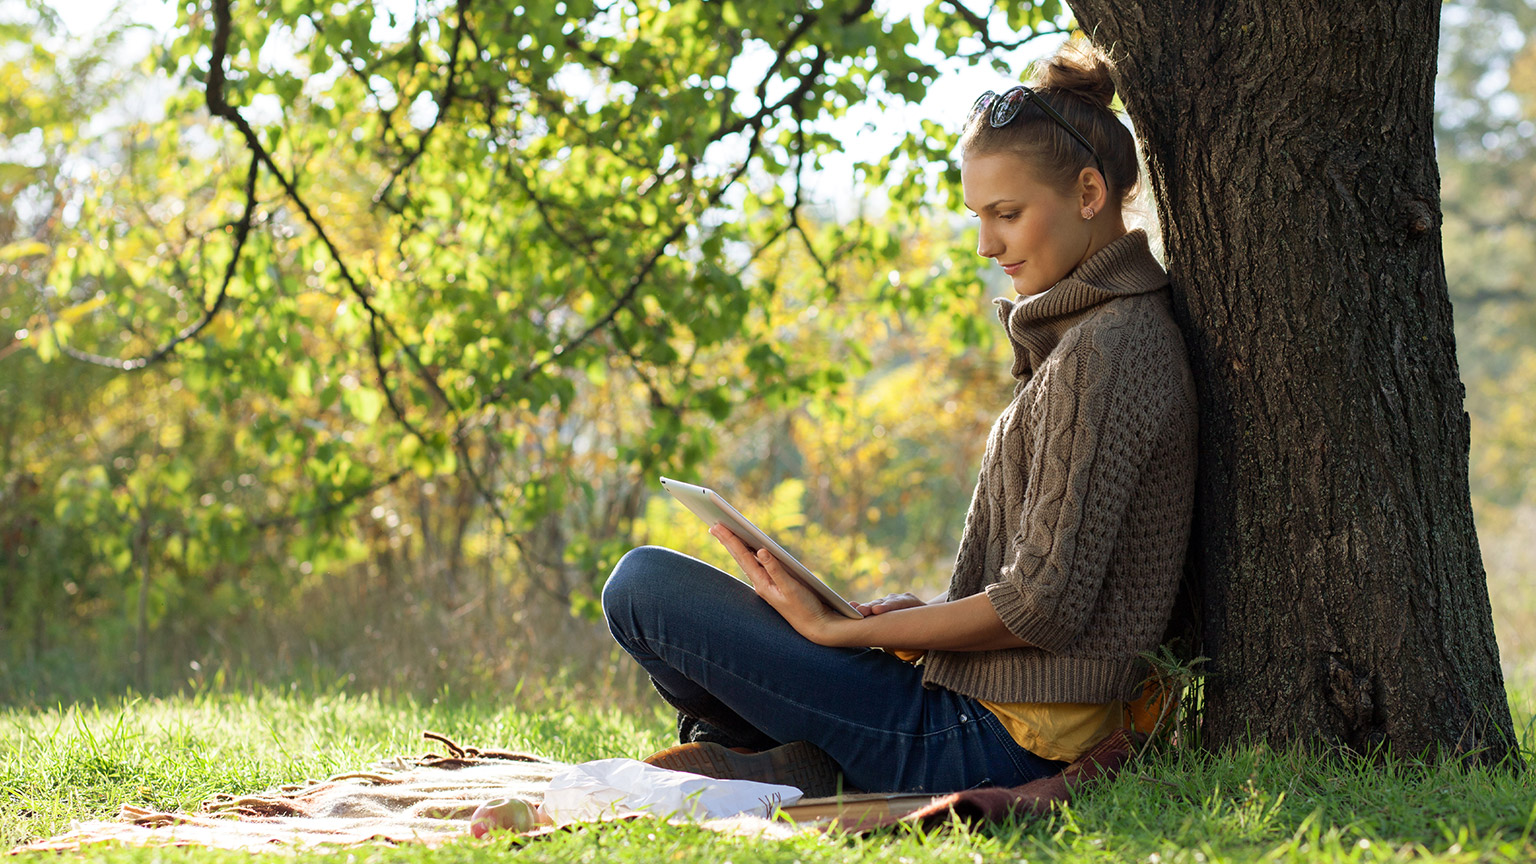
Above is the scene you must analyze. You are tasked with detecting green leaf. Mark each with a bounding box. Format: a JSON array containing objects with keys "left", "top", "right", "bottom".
[
  {"left": 0, "top": 240, "right": 49, "bottom": 260},
  {"left": 343, "top": 387, "right": 384, "bottom": 424}
]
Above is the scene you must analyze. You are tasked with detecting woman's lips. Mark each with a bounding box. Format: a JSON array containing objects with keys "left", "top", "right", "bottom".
[{"left": 1001, "top": 260, "right": 1025, "bottom": 275}]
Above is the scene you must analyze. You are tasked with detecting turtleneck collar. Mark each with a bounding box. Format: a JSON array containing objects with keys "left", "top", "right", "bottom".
[{"left": 993, "top": 229, "right": 1169, "bottom": 380}]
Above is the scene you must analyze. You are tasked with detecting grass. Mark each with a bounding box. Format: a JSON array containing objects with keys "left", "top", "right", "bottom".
[{"left": 3, "top": 683, "right": 1534, "bottom": 863}]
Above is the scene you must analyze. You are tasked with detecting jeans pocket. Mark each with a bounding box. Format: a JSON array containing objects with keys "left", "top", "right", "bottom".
[{"left": 977, "top": 710, "right": 1062, "bottom": 786}]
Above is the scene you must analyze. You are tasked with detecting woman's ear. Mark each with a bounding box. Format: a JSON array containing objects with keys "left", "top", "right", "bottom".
[{"left": 1078, "top": 166, "right": 1108, "bottom": 214}]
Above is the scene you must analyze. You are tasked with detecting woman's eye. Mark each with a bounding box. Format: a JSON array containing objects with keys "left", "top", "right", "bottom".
[{"left": 999, "top": 212, "right": 1019, "bottom": 221}]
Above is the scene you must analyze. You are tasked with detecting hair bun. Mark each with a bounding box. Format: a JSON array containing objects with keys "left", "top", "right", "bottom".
[{"left": 1032, "top": 39, "right": 1116, "bottom": 109}]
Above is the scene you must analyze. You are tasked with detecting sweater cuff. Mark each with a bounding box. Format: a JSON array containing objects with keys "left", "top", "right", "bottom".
[{"left": 985, "top": 580, "right": 1074, "bottom": 654}]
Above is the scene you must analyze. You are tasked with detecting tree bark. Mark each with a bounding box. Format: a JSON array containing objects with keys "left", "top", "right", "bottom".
[{"left": 1066, "top": 0, "right": 1516, "bottom": 761}]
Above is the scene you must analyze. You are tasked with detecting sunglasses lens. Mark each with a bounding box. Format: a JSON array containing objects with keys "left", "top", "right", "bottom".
[
  {"left": 968, "top": 91, "right": 995, "bottom": 123},
  {"left": 990, "top": 88, "right": 1025, "bottom": 127}
]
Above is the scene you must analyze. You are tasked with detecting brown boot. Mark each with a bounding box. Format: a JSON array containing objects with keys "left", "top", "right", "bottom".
[{"left": 642, "top": 740, "right": 850, "bottom": 798}]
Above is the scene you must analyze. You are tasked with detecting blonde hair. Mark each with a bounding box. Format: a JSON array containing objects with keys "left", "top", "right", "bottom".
[{"left": 960, "top": 39, "right": 1140, "bottom": 207}]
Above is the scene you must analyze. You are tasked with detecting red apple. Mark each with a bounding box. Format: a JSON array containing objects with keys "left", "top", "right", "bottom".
[{"left": 468, "top": 797, "right": 544, "bottom": 837}]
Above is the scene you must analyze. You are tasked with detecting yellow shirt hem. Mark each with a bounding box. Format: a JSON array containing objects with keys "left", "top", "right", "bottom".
[{"left": 977, "top": 699, "right": 1125, "bottom": 763}]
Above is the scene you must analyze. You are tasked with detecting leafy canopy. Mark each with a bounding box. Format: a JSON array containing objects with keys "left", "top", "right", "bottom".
[{"left": 0, "top": 0, "right": 1069, "bottom": 688}]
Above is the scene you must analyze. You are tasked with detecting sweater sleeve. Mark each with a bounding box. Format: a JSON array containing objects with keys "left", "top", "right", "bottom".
[{"left": 983, "top": 320, "right": 1166, "bottom": 653}]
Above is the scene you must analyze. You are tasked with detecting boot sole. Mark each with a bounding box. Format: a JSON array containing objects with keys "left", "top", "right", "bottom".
[{"left": 643, "top": 740, "right": 848, "bottom": 798}]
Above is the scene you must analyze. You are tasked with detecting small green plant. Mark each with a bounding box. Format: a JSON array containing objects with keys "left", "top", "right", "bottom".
[{"left": 1135, "top": 643, "right": 1211, "bottom": 753}]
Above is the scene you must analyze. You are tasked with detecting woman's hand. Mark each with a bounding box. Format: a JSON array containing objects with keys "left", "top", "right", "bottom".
[
  {"left": 710, "top": 522, "right": 1030, "bottom": 653},
  {"left": 855, "top": 594, "right": 929, "bottom": 660},
  {"left": 709, "top": 523, "right": 850, "bottom": 645},
  {"left": 854, "top": 593, "right": 927, "bottom": 616}
]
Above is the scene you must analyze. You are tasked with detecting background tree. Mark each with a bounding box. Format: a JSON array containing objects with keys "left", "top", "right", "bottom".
[{"left": 1065, "top": 0, "right": 1518, "bottom": 762}]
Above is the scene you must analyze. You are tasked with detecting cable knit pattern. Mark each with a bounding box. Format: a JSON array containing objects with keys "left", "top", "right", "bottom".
[{"left": 921, "top": 230, "right": 1198, "bottom": 704}]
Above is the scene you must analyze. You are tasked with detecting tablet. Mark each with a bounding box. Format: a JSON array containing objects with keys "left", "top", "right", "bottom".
[{"left": 659, "top": 477, "right": 864, "bottom": 619}]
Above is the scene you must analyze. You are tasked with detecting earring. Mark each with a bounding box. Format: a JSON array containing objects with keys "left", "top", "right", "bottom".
[{"left": 1082, "top": 207, "right": 1095, "bottom": 220}]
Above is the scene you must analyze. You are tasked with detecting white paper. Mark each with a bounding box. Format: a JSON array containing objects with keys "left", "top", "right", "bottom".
[{"left": 539, "top": 758, "right": 803, "bottom": 824}]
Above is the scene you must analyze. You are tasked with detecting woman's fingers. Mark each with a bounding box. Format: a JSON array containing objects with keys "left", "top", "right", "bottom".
[
  {"left": 755, "top": 546, "right": 780, "bottom": 574},
  {"left": 710, "top": 524, "right": 788, "bottom": 600},
  {"left": 751, "top": 546, "right": 797, "bottom": 599},
  {"left": 710, "top": 524, "right": 763, "bottom": 580},
  {"left": 860, "top": 593, "right": 924, "bottom": 614}
]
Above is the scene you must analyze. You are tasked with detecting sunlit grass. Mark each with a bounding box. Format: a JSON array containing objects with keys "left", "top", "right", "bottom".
[{"left": 3, "top": 685, "right": 1532, "bottom": 863}]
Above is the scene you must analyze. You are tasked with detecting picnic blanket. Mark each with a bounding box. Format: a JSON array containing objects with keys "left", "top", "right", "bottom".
[
  {"left": 9, "top": 729, "right": 1139, "bottom": 853},
  {"left": 11, "top": 734, "right": 569, "bottom": 853}
]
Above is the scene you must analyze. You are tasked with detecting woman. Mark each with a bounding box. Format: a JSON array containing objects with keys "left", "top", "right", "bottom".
[{"left": 602, "top": 41, "right": 1197, "bottom": 796}]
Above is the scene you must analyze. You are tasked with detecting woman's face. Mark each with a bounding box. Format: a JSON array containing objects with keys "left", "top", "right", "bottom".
[{"left": 961, "top": 151, "right": 1094, "bottom": 297}]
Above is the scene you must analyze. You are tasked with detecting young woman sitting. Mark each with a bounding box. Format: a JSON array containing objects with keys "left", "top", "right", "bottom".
[{"left": 601, "top": 41, "right": 1197, "bottom": 796}]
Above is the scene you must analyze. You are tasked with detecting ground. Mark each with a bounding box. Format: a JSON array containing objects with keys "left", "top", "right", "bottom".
[{"left": 2, "top": 685, "right": 1532, "bottom": 863}]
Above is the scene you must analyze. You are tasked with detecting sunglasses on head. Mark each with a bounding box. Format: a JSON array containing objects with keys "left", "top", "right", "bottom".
[{"left": 968, "top": 85, "right": 1106, "bottom": 182}]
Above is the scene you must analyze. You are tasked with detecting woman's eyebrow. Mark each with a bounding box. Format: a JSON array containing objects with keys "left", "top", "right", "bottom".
[{"left": 966, "top": 198, "right": 1019, "bottom": 213}]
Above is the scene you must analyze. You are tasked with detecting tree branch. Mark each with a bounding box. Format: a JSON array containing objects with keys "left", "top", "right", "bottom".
[
  {"left": 251, "top": 465, "right": 413, "bottom": 530},
  {"left": 207, "top": 0, "right": 458, "bottom": 431},
  {"left": 202, "top": 0, "right": 528, "bottom": 560},
  {"left": 940, "top": 0, "right": 1068, "bottom": 55},
  {"left": 50, "top": 151, "right": 259, "bottom": 371},
  {"left": 373, "top": 0, "right": 470, "bottom": 206},
  {"left": 786, "top": 88, "right": 842, "bottom": 295}
]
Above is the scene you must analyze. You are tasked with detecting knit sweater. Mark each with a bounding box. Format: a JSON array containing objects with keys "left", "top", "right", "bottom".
[{"left": 921, "top": 229, "right": 1198, "bottom": 704}]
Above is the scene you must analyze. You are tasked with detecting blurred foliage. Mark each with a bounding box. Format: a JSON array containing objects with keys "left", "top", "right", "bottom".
[
  {"left": 1437, "top": 0, "right": 1536, "bottom": 681},
  {"left": 1440, "top": 0, "right": 1536, "bottom": 512},
  {"left": 0, "top": 0, "right": 1068, "bottom": 698}
]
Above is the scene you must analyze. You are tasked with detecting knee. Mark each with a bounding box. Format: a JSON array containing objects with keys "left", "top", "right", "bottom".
[{"left": 601, "top": 545, "right": 677, "bottom": 629}]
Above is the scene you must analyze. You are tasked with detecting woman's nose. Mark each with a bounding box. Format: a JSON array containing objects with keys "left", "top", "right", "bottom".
[{"left": 976, "top": 224, "right": 1002, "bottom": 260}]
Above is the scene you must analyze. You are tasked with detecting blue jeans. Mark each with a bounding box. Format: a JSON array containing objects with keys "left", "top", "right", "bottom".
[{"left": 601, "top": 546, "right": 1065, "bottom": 794}]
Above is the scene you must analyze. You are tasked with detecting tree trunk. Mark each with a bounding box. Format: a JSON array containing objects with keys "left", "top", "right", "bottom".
[{"left": 1066, "top": 0, "right": 1516, "bottom": 761}]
